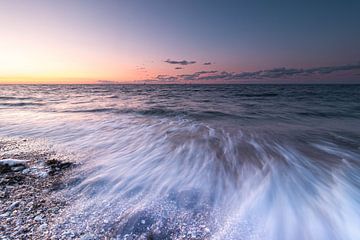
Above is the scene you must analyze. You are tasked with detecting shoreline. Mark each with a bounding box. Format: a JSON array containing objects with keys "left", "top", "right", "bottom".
[{"left": 0, "top": 137, "right": 75, "bottom": 239}]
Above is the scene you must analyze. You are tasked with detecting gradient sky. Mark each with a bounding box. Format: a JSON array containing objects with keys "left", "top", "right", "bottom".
[{"left": 0, "top": 0, "right": 360, "bottom": 84}]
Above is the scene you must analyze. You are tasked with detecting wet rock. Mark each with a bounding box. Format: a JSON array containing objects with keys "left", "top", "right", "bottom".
[
  {"left": 34, "top": 215, "right": 43, "bottom": 222},
  {"left": 80, "top": 233, "right": 95, "bottom": 240},
  {"left": 0, "top": 211, "right": 10, "bottom": 218},
  {"left": 22, "top": 168, "right": 31, "bottom": 174},
  {"left": 0, "top": 191, "right": 6, "bottom": 198},
  {"left": 8, "top": 200, "right": 21, "bottom": 211},
  {"left": 36, "top": 171, "right": 49, "bottom": 178},
  {"left": 39, "top": 223, "right": 48, "bottom": 231},
  {"left": 0, "top": 159, "right": 29, "bottom": 167},
  {"left": 46, "top": 159, "right": 73, "bottom": 175},
  {"left": 12, "top": 165, "right": 26, "bottom": 172},
  {"left": 1, "top": 159, "right": 29, "bottom": 175},
  {"left": 0, "top": 163, "right": 12, "bottom": 173}
]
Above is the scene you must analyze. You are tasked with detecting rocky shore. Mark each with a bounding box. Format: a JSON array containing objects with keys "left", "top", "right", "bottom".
[
  {"left": 0, "top": 137, "right": 75, "bottom": 240},
  {"left": 0, "top": 137, "right": 215, "bottom": 240}
]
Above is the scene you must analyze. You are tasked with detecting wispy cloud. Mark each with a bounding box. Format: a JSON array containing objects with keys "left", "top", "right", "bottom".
[
  {"left": 147, "top": 62, "right": 360, "bottom": 82},
  {"left": 153, "top": 75, "right": 178, "bottom": 82},
  {"left": 97, "top": 80, "right": 119, "bottom": 84},
  {"left": 203, "top": 62, "right": 212, "bottom": 65},
  {"left": 175, "top": 67, "right": 183, "bottom": 70},
  {"left": 230, "top": 63, "right": 360, "bottom": 79},
  {"left": 178, "top": 71, "right": 219, "bottom": 81},
  {"left": 164, "top": 59, "right": 196, "bottom": 65}
]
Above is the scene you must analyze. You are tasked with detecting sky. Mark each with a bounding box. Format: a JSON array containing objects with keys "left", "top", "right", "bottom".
[{"left": 0, "top": 0, "right": 360, "bottom": 84}]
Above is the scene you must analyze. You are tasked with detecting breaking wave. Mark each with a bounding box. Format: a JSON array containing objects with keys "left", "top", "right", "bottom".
[{"left": 0, "top": 84, "right": 359, "bottom": 239}]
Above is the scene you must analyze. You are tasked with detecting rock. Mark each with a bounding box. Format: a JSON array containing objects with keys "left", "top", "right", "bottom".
[
  {"left": 0, "top": 211, "right": 10, "bottom": 218},
  {"left": 34, "top": 215, "right": 43, "bottom": 222},
  {"left": 0, "top": 159, "right": 29, "bottom": 173},
  {"left": 39, "top": 223, "right": 48, "bottom": 231},
  {"left": 12, "top": 165, "right": 26, "bottom": 172},
  {"left": 62, "top": 230, "right": 75, "bottom": 237},
  {"left": 0, "top": 191, "right": 6, "bottom": 198},
  {"left": 52, "top": 207, "right": 60, "bottom": 213},
  {"left": 0, "top": 164, "right": 11, "bottom": 173},
  {"left": 8, "top": 200, "right": 21, "bottom": 211},
  {"left": 187, "top": 231, "right": 196, "bottom": 238},
  {"left": 80, "top": 233, "right": 95, "bottom": 240},
  {"left": 46, "top": 159, "right": 73, "bottom": 175},
  {"left": 22, "top": 168, "right": 31, "bottom": 174},
  {"left": 36, "top": 171, "right": 48, "bottom": 178},
  {"left": 0, "top": 159, "right": 29, "bottom": 167}
]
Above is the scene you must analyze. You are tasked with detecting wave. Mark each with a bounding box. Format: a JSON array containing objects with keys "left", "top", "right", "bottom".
[
  {"left": 61, "top": 108, "right": 118, "bottom": 113},
  {"left": 0, "top": 96, "right": 35, "bottom": 100},
  {"left": 60, "top": 107, "right": 243, "bottom": 120},
  {"left": 0, "top": 102, "right": 44, "bottom": 107},
  {"left": 47, "top": 119, "right": 360, "bottom": 240},
  {"left": 59, "top": 105, "right": 360, "bottom": 122},
  {"left": 296, "top": 111, "right": 359, "bottom": 118},
  {"left": 234, "top": 93, "right": 278, "bottom": 97},
  {"left": 0, "top": 84, "right": 359, "bottom": 239}
]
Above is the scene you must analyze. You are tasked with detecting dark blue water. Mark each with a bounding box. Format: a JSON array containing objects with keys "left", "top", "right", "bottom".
[{"left": 0, "top": 84, "right": 359, "bottom": 239}]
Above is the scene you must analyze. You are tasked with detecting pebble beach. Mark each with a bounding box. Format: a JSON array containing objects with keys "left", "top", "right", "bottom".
[{"left": 0, "top": 137, "right": 74, "bottom": 239}]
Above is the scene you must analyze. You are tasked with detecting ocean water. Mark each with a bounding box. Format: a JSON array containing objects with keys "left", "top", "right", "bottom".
[{"left": 0, "top": 84, "right": 359, "bottom": 239}]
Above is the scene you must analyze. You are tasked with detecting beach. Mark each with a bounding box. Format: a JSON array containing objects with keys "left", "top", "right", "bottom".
[{"left": 0, "top": 137, "right": 74, "bottom": 239}]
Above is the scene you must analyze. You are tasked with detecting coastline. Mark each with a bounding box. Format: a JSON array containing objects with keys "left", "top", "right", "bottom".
[{"left": 0, "top": 136, "right": 75, "bottom": 239}]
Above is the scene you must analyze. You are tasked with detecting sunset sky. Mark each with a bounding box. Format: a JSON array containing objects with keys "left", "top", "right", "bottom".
[{"left": 1, "top": 0, "right": 360, "bottom": 84}]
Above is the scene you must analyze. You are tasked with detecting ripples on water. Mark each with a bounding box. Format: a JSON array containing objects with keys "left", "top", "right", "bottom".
[{"left": 0, "top": 84, "right": 359, "bottom": 239}]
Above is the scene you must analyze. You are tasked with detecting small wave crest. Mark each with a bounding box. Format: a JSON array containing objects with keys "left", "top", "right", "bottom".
[{"left": 0, "top": 102, "right": 44, "bottom": 107}]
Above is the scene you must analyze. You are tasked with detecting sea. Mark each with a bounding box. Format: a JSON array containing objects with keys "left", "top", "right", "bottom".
[{"left": 0, "top": 84, "right": 359, "bottom": 239}]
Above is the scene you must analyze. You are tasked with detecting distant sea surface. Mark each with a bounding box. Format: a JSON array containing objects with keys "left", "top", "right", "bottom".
[{"left": 0, "top": 84, "right": 360, "bottom": 239}]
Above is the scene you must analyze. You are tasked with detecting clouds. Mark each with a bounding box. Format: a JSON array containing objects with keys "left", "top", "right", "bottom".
[
  {"left": 164, "top": 59, "right": 196, "bottom": 65},
  {"left": 233, "top": 63, "right": 360, "bottom": 79},
  {"left": 147, "top": 62, "right": 360, "bottom": 82},
  {"left": 175, "top": 67, "right": 183, "bottom": 70},
  {"left": 97, "top": 80, "right": 119, "bottom": 84},
  {"left": 153, "top": 75, "right": 178, "bottom": 82},
  {"left": 164, "top": 59, "right": 213, "bottom": 66},
  {"left": 305, "top": 63, "right": 360, "bottom": 74},
  {"left": 178, "top": 71, "right": 219, "bottom": 81}
]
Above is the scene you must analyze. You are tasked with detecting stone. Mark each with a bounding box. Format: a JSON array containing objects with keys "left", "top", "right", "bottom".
[
  {"left": 38, "top": 223, "right": 48, "bottom": 231},
  {"left": 0, "top": 211, "right": 10, "bottom": 218},
  {"left": 0, "top": 159, "right": 29, "bottom": 166},
  {"left": 8, "top": 200, "right": 21, "bottom": 211},
  {"left": 37, "top": 171, "right": 49, "bottom": 178},
  {"left": 12, "top": 165, "right": 26, "bottom": 171},
  {"left": 80, "top": 233, "right": 95, "bottom": 240},
  {"left": 34, "top": 215, "right": 43, "bottom": 222}
]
